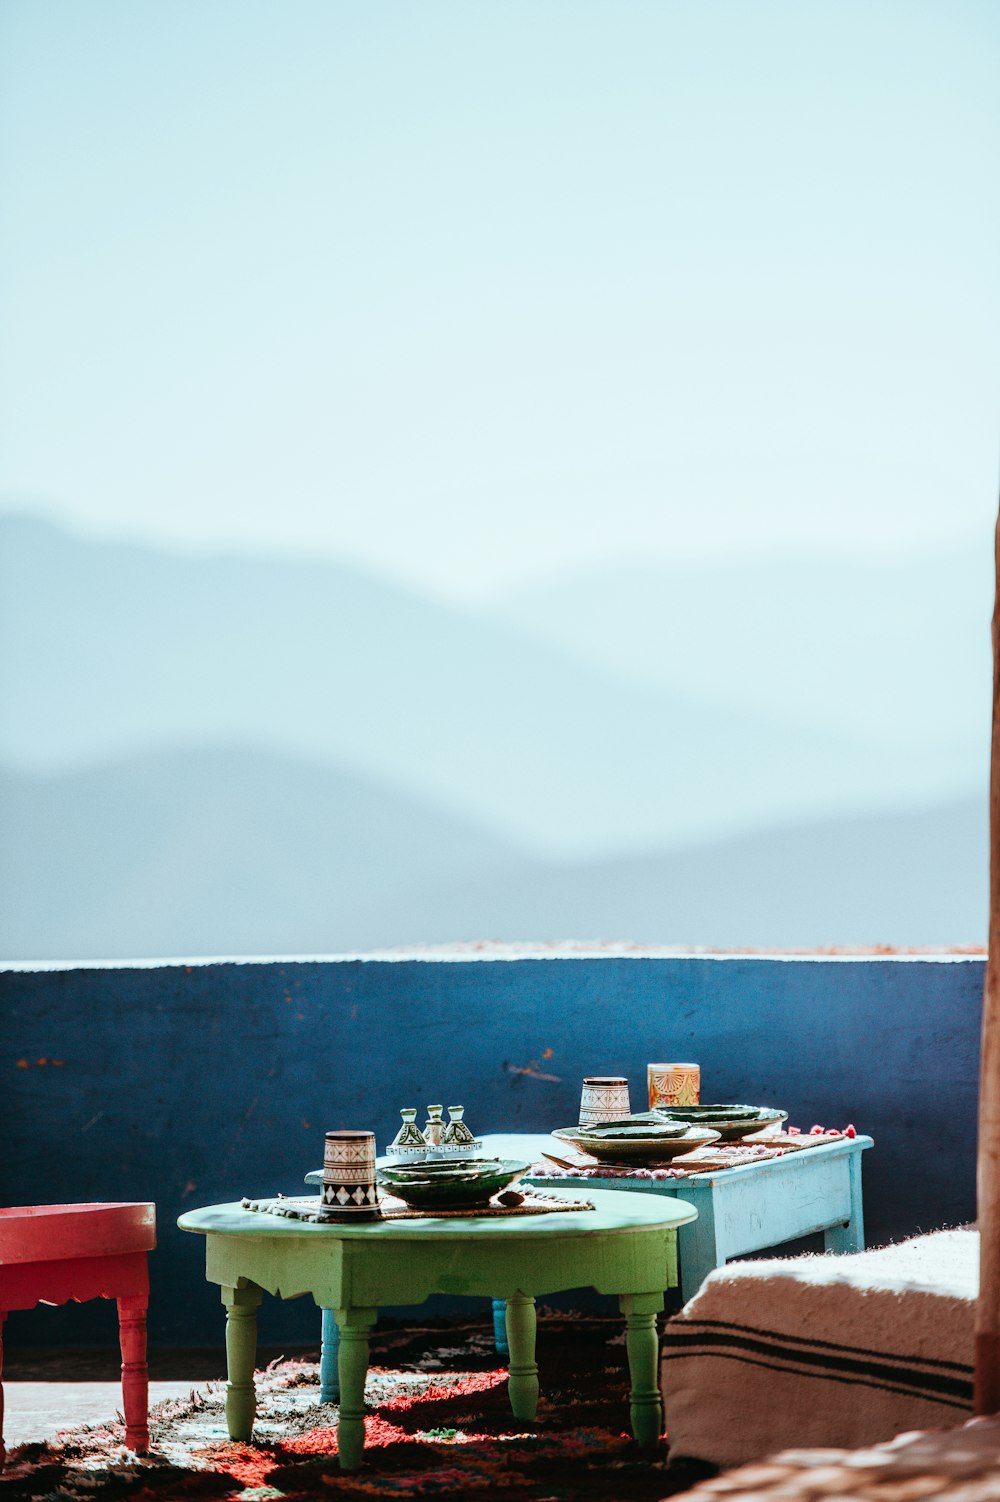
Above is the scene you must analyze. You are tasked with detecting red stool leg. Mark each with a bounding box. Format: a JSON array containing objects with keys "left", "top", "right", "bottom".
[
  {"left": 117, "top": 1294, "right": 149, "bottom": 1451},
  {"left": 1, "top": 1309, "right": 6, "bottom": 1469}
]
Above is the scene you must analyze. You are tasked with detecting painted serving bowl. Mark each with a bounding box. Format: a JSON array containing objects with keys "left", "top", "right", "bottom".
[
  {"left": 376, "top": 1157, "right": 530, "bottom": 1210},
  {"left": 551, "top": 1124, "right": 721, "bottom": 1164},
  {"left": 654, "top": 1104, "right": 788, "bottom": 1141}
]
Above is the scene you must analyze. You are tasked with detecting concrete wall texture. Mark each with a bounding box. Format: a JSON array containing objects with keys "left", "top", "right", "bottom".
[{"left": 0, "top": 953, "right": 983, "bottom": 1346}]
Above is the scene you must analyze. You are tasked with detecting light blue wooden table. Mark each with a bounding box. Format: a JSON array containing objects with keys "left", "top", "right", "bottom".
[
  {"left": 306, "top": 1129, "right": 869, "bottom": 1380},
  {"left": 479, "top": 1131, "right": 872, "bottom": 1352}
]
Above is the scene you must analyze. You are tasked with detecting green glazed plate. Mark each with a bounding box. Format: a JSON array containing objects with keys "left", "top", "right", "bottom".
[
  {"left": 380, "top": 1157, "right": 506, "bottom": 1177},
  {"left": 655, "top": 1105, "right": 789, "bottom": 1141},
  {"left": 552, "top": 1125, "right": 721, "bottom": 1164},
  {"left": 575, "top": 1115, "right": 691, "bottom": 1140},
  {"left": 376, "top": 1158, "right": 530, "bottom": 1209}
]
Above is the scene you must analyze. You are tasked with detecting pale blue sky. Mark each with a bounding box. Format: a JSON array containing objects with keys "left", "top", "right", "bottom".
[{"left": 1, "top": 0, "right": 998, "bottom": 603}]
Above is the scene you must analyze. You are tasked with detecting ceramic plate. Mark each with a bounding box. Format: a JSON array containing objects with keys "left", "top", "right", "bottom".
[
  {"left": 552, "top": 1125, "right": 721, "bottom": 1164},
  {"left": 655, "top": 1105, "right": 788, "bottom": 1141},
  {"left": 573, "top": 1120, "right": 691, "bottom": 1141},
  {"left": 376, "top": 1157, "right": 530, "bottom": 1209},
  {"left": 581, "top": 1111, "right": 686, "bottom": 1132},
  {"left": 380, "top": 1157, "right": 506, "bottom": 1177},
  {"left": 660, "top": 1104, "right": 761, "bottom": 1121}
]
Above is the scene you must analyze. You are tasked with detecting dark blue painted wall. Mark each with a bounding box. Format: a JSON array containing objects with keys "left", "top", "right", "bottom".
[{"left": 0, "top": 955, "right": 983, "bottom": 1346}]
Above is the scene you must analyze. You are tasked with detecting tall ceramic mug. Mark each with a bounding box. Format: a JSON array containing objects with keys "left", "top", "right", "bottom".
[
  {"left": 648, "top": 1062, "right": 701, "bottom": 1110},
  {"left": 579, "top": 1076, "right": 631, "bottom": 1126},
  {"left": 321, "top": 1130, "right": 380, "bottom": 1220}
]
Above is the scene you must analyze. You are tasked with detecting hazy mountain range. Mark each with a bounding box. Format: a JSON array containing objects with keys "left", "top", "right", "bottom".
[
  {"left": 497, "top": 547, "right": 992, "bottom": 753},
  {"left": 0, "top": 750, "right": 985, "bottom": 959},
  {"left": 0, "top": 514, "right": 989, "bottom": 958},
  {"left": 0, "top": 516, "right": 984, "bottom": 856}
]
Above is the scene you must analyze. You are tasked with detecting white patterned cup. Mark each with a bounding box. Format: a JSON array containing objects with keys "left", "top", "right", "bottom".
[
  {"left": 579, "top": 1076, "right": 631, "bottom": 1126},
  {"left": 647, "top": 1062, "right": 701, "bottom": 1110},
  {"left": 321, "top": 1130, "right": 380, "bottom": 1219}
]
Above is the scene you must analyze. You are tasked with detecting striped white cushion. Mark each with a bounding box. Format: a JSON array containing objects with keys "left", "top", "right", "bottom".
[{"left": 662, "top": 1228, "right": 976, "bottom": 1467}]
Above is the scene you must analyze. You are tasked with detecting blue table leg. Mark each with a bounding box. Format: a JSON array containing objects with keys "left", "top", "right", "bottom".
[
  {"left": 320, "top": 1306, "right": 340, "bottom": 1402},
  {"left": 823, "top": 1148, "right": 866, "bottom": 1254},
  {"left": 492, "top": 1297, "right": 509, "bottom": 1355},
  {"left": 675, "top": 1187, "right": 720, "bottom": 1303}
]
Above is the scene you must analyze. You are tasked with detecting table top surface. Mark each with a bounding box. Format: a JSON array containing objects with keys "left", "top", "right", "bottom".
[
  {"left": 482, "top": 1131, "right": 873, "bottom": 1186},
  {"left": 305, "top": 1130, "right": 872, "bottom": 1190},
  {"left": 178, "top": 1185, "right": 697, "bottom": 1243}
]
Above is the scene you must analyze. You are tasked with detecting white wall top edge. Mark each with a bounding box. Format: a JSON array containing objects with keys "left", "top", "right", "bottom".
[{"left": 0, "top": 946, "right": 985, "bottom": 973}]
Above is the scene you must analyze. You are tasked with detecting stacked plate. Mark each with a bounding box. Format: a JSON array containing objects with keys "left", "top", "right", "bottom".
[
  {"left": 653, "top": 1104, "right": 788, "bottom": 1141},
  {"left": 551, "top": 1121, "right": 721, "bottom": 1164},
  {"left": 376, "top": 1157, "right": 530, "bottom": 1210}
]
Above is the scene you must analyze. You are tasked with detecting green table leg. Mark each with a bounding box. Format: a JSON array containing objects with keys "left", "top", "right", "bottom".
[
  {"left": 505, "top": 1292, "right": 539, "bottom": 1420},
  {"left": 619, "top": 1292, "right": 663, "bottom": 1448},
  {"left": 222, "top": 1282, "right": 262, "bottom": 1441},
  {"left": 320, "top": 1308, "right": 340, "bottom": 1402},
  {"left": 336, "top": 1306, "right": 376, "bottom": 1471}
]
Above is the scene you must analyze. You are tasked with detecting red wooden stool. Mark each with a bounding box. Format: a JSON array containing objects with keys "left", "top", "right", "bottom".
[{"left": 0, "top": 1202, "right": 156, "bottom": 1465}]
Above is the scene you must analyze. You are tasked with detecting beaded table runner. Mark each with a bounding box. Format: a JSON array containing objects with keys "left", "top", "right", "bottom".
[
  {"left": 241, "top": 1190, "right": 595, "bottom": 1222},
  {"left": 532, "top": 1130, "right": 855, "bottom": 1181}
]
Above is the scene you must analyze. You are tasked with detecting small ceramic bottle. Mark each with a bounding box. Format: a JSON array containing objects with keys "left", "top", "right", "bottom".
[
  {"left": 441, "top": 1105, "right": 476, "bottom": 1148},
  {"left": 389, "top": 1108, "right": 426, "bottom": 1152},
  {"left": 423, "top": 1103, "right": 445, "bottom": 1146}
]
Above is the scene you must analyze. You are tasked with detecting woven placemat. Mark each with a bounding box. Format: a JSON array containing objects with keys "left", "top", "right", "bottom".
[
  {"left": 533, "top": 1131, "right": 853, "bottom": 1180},
  {"left": 241, "top": 1190, "right": 595, "bottom": 1223}
]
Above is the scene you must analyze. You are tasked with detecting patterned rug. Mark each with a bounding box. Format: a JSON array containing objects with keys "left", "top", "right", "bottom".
[{"left": 0, "top": 1315, "right": 711, "bottom": 1500}]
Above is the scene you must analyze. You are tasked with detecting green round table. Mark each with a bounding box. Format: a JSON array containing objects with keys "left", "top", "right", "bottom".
[{"left": 178, "top": 1186, "right": 696, "bottom": 1470}]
